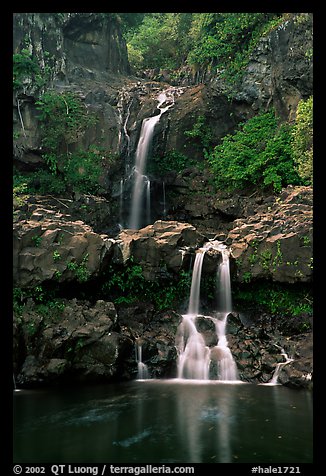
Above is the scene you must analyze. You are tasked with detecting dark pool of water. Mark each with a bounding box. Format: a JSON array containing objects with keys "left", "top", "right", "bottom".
[{"left": 13, "top": 380, "right": 313, "bottom": 463}]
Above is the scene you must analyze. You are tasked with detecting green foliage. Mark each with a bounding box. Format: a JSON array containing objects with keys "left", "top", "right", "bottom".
[
  {"left": 33, "top": 91, "right": 112, "bottom": 195},
  {"left": 234, "top": 282, "right": 312, "bottom": 318},
  {"left": 14, "top": 169, "right": 67, "bottom": 196},
  {"left": 101, "top": 260, "right": 191, "bottom": 310},
  {"left": 36, "top": 91, "right": 97, "bottom": 173},
  {"left": 13, "top": 49, "right": 55, "bottom": 92},
  {"left": 75, "top": 254, "right": 90, "bottom": 283},
  {"left": 52, "top": 250, "right": 61, "bottom": 262},
  {"left": 208, "top": 110, "right": 302, "bottom": 192},
  {"left": 125, "top": 13, "right": 285, "bottom": 80},
  {"left": 66, "top": 255, "right": 90, "bottom": 283},
  {"left": 184, "top": 115, "right": 213, "bottom": 152},
  {"left": 32, "top": 236, "right": 42, "bottom": 247},
  {"left": 63, "top": 148, "right": 106, "bottom": 194},
  {"left": 14, "top": 286, "right": 65, "bottom": 319},
  {"left": 13, "top": 49, "right": 41, "bottom": 90},
  {"left": 292, "top": 96, "right": 313, "bottom": 184},
  {"left": 13, "top": 175, "right": 29, "bottom": 207},
  {"left": 126, "top": 13, "right": 193, "bottom": 70},
  {"left": 14, "top": 147, "right": 111, "bottom": 196},
  {"left": 127, "top": 14, "right": 288, "bottom": 79},
  {"left": 187, "top": 13, "right": 283, "bottom": 83}
]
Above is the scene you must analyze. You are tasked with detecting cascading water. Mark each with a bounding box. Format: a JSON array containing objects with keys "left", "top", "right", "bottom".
[
  {"left": 210, "top": 243, "right": 238, "bottom": 381},
  {"left": 135, "top": 342, "right": 149, "bottom": 380},
  {"left": 187, "top": 249, "right": 207, "bottom": 315},
  {"left": 128, "top": 89, "right": 175, "bottom": 230},
  {"left": 268, "top": 346, "right": 294, "bottom": 385},
  {"left": 176, "top": 241, "right": 239, "bottom": 381},
  {"left": 119, "top": 179, "right": 124, "bottom": 227}
]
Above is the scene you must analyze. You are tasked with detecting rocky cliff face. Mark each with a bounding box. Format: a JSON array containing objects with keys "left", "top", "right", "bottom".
[
  {"left": 13, "top": 187, "right": 313, "bottom": 388},
  {"left": 13, "top": 13, "right": 130, "bottom": 81},
  {"left": 235, "top": 14, "right": 313, "bottom": 121},
  {"left": 13, "top": 13, "right": 313, "bottom": 389},
  {"left": 13, "top": 12, "right": 131, "bottom": 170}
]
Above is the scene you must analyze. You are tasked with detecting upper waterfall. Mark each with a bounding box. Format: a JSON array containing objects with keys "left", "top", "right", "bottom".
[{"left": 128, "top": 88, "right": 180, "bottom": 230}]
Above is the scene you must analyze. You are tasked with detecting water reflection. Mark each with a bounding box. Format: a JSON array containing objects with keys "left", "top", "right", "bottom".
[
  {"left": 174, "top": 381, "right": 236, "bottom": 462},
  {"left": 14, "top": 381, "right": 312, "bottom": 464}
]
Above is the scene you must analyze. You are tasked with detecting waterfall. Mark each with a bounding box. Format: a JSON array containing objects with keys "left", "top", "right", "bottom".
[
  {"left": 210, "top": 242, "right": 238, "bottom": 380},
  {"left": 187, "top": 249, "right": 207, "bottom": 315},
  {"left": 176, "top": 241, "right": 239, "bottom": 381},
  {"left": 119, "top": 179, "right": 124, "bottom": 227},
  {"left": 117, "top": 91, "right": 132, "bottom": 158},
  {"left": 268, "top": 347, "right": 294, "bottom": 385},
  {"left": 135, "top": 343, "right": 149, "bottom": 380},
  {"left": 209, "top": 316, "right": 239, "bottom": 381},
  {"left": 128, "top": 90, "right": 175, "bottom": 230},
  {"left": 216, "top": 243, "right": 232, "bottom": 313},
  {"left": 13, "top": 373, "right": 21, "bottom": 392},
  {"left": 176, "top": 315, "right": 210, "bottom": 380}
]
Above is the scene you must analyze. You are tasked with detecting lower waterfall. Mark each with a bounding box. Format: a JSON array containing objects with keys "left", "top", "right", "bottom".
[
  {"left": 176, "top": 241, "right": 239, "bottom": 381},
  {"left": 135, "top": 341, "right": 150, "bottom": 380}
]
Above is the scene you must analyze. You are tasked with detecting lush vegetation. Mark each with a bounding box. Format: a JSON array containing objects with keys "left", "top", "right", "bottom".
[
  {"left": 14, "top": 91, "right": 121, "bottom": 196},
  {"left": 124, "top": 13, "right": 286, "bottom": 82},
  {"left": 207, "top": 109, "right": 303, "bottom": 193},
  {"left": 13, "top": 13, "right": 312, "bottom": 198},
  {"left": 13, "top": 49, "right": 41, "bottom": 91},
  {"left": 35, "top": 91, "right": 97, "bottom": 173},
  {"left": 101, "top": 260, "right": 192, "bottom": 311},
  {"left": 13, "top": 48, "right": 56, "bottom": 93}
]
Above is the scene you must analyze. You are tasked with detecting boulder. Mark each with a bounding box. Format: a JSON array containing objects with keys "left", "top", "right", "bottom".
[
  {"left": 13, "top": 198, "right": 115, "bottom": 287},
  {"left": 14, "top": 298, "right": 130, "bottom": 386},
  {"left": 116, "top": 220, "right": 207, "bottom": 280}
]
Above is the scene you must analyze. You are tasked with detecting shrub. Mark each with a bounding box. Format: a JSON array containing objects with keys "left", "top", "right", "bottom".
[
  {"left": 208, "top": 110, "right": 302, "bottom": 192},
  {"left": 63, "top": 148, "right": 105, "bottom": 194}
]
